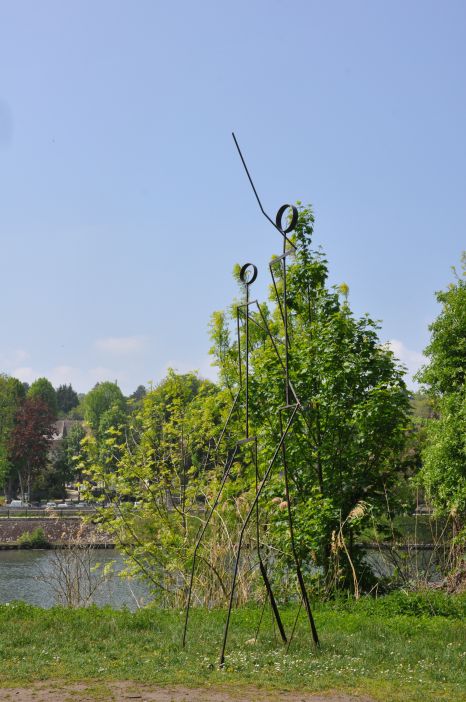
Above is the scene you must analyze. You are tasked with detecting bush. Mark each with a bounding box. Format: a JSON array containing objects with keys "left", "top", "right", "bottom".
[
  {"left": 18, "top": 527, "right": 50, "bottom": 549},
  {"left": 328, "top": 589, "right": 466, "bottom": 618}
]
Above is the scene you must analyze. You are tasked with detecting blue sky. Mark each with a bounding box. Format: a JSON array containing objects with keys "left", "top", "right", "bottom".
[{"left": 0, "top": 0, "right": 465, "bottom": 394}]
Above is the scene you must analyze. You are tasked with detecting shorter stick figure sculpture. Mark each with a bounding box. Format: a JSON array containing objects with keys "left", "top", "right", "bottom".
[{"left": 183, "top": 134, "right": 319, "bottom": 664}]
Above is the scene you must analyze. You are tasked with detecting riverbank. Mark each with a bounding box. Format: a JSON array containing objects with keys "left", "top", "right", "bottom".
[
  {"left": 0, "top": 542, "right": 114, "bottom": 549},
  {"left": 0, "top": 517, "right": 111, "bottom": 547},
  {"left": 0, "top": 593, "right": 464, "bottom": 702}
]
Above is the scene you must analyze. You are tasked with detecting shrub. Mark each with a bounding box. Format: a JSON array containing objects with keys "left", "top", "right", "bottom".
[{"left": 18, "top": 527, "right": 50, "bottom": 549}]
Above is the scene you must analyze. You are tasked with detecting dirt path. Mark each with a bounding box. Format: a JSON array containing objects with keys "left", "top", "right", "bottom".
[{"left": 0, "top": 683, "right": 375, "bottom": 701}]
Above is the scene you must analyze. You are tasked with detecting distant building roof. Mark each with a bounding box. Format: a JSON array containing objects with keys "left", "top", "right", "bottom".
[{"left": 52, "top": 419, "right": 86, "bottom": 441}]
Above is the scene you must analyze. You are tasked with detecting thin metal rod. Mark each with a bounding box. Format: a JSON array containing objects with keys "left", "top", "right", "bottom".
[
  {"left": 271, "top": 249, "right": 295, "bottom": 263},
  {"left": 238, "top": 306, "right": 285, "bottom": 347},
  {"left": 258, "top": 560, "right": 287, "bottom": 643},
  {"left": 245, "top": 279, "right": 286, "bottom": 643},
  {"left": 280, "top": 411, "right": 319, "bottom": 647},
  {"left": 236, "top": 307, "right": 242, "bottom": 388},
  {"left": 215, "top": 391, "right": 240, "bottom": 452},
  {"left": 182, "top": 444, "right": 239, "bottom": 647},
  {"left": 269, "top": 261, "right": 287, "bottom": 332},
  {"left": 254, "top": 438, "right": 287, "bottom": 644},
  {"left": 287, "top": 380, "right": 300, "bottom": 407},
  {"left": 268, "top": 215, "right": 318, "bottom": 646},
  {"left": 232, "top": 133, "right": 296, "bottom": 249},
  {"left": 219, "top": 405, "right": 298, "bottom": 665},
  {"left": 269, "top": 253, "right": 297, "bottom": 404},
  {"left": 254, "top": 591, "right": 268, "bottom": 643},
  {"left": 239, "top": 303, "right": 300, "bottom": 407},
  {"left": 245, "top": 282, "right": 249, "bottom": 439},
  {"left": 286, "top": 597, "right": 303, "bottom": 652},
  {"left": 282, "top": 236, "right": 290, "bottom": 406},
  {"left": 254, "top": 302, "right": 286, "bottom": 371}
]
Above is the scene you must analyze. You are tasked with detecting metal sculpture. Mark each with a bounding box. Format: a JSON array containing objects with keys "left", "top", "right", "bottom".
[{"left": 183, "top": 134, "right": 319, "bottom": 664}]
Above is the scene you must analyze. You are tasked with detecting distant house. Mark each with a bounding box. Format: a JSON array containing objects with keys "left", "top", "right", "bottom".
[{"left": 50, "top": 420, "right": 87, "bottom": 454}]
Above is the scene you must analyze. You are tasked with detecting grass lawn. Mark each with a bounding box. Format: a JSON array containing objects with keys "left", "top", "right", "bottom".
[{"left": 0, "top": 592, "right": 464, "bottom": 702}]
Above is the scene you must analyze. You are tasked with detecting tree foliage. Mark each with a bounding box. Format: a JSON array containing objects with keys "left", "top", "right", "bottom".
[
  {"left": 83, "top": 204, "right": 411, "bottom": 599},
  {"left": 82, "top": 371, "right": 227, "bottom": 603},
  {"left": 56, "top": 384, "right": 79, "bottom": 415},
  {"left": 82, "top": 382, "right": 126, "bottom": 437},
  {"left": 210, "top": 204, "right": 410, "bottom": 576},
  {"left": 0, "top": 374, "right": 25, "bottom": 488},
  {"left": 8, "top": 397, "right": 56, "bottom": 500},
  {"left": 416, "top": 253, "right": 466, "bottom": 531},
  {"left": 28, "top": 377, "right": 58, "bottom": 417},
  {"left": 129, "top": 384, "right": 147, "bottom": 404},
  {"left": 37, "top": 423, "right": 88, "bottom": 499}
]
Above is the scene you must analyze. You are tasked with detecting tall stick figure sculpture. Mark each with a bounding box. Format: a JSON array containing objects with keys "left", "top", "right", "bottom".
[
  {"left": 183, "top": 261, "right": 287, "bottom": 652},
  {"left": 183, "top": 134, "right": 319, "bottom": 664}
]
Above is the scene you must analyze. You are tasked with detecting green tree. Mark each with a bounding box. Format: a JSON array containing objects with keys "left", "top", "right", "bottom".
[
  {"left": 66, "top": 423, "right": 87, "bottom": 495},
  {"left": 66, "top": 423, "right": 87, "bottom": 465},
  {"left": 28, "top": 378, "right": 58, "bottom": 417},
  {"left": 210, "top": 203, "right": 410, "bottom": 587},
  {"left": 0, "top": 375, "right": 25, "bottom": 494},
  {"left": 68, "top": 394, "right": 86, "bottom": 420},
  {"left": 82, "top": 371, "right": 226, "bottom": 603},
  {"left": 82, "top": 382, "right": 126, "bottom": 437},
  {"left": 129, "top": 384, "right": 147, "bottom": 404},
  {"left": 416, "top": 253, "right": 466, "bottom": 540},
  {"left": 37, "top": 423, "right": 87, "bottom": 499},
  {"left": 83, "top": 205, "right": 411, "bottom": 599},
  {"left": 56, "top": 384, "right": 79, "bottom": 415}
]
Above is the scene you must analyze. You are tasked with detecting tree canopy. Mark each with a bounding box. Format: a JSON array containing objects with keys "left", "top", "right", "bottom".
[
  {"left": 8, "top": 397, "right": 56, "bottom": 500},
  {"left": 28, "top": 377, "right": 58, "bottom": 417},
  {"left": 210, "top": 203, "right": 411, "bottom": 577},
  {"left": 416, "top": 253, "right": 466, "bottom": 532},
  {"left": 81, "top": 370, "right": 225, "bottom": 602},
  {"left": 0, "top": 374, "right": 26, "bottom": 488},
  {"left": 418, "top": 252, "right": 466, "bottom": 395},
  {"left": 82, "top": 382, "right": 126, "bottom": 437},
  {"left": 82, "top": 204, "right": 411, "bottom": 598},
  {"left": 129, "top": 384, "right": 147, "bottom": 404},
  {"left": 56, "top": 383, "right": 79, "bottom": 415}
]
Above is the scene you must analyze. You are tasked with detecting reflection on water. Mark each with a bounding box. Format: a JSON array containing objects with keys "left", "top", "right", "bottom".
[
  {"left": 0, "top": 550, "right": 152, "bottom": 610},
  {"left": 365, "top": 547, "right": 443, "bottom": 583}
]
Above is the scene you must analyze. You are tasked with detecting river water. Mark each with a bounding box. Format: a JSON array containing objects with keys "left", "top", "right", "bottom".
[
  {"left": 0, "top": 547, "right": 444, "bottom": 610},
  {"left": 0, "top": 550, "right": 152, "bottom": 610}
]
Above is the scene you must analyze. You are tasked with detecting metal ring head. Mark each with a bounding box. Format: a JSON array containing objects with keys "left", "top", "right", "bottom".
[
  {"left": 239, "top": 262, "right": 258, "bottom": 286},
  {"left": 275, "top": 204, "right": 298, "bottom": 234}
]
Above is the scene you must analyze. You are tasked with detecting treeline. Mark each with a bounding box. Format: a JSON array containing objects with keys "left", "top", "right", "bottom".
[{"left": 0, "top": 376, "right": 147, "bottom": 501}]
